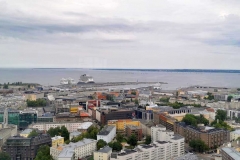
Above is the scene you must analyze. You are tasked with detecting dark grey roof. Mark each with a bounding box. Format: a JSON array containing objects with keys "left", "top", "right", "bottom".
[
  {"left": 98, "top": 126, "right": 115, "bottom": 136},
  {"left": 97, "top": 146, "right": 112, "bottom": 153}
]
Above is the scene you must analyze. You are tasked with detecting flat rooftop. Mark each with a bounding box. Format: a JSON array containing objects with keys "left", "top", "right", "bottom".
[
  {"left": 98, "top": 125, "right": 115, "bottom": 136},
  {"left": 221, "top": 147, "right": 240, "bottom": 159}
]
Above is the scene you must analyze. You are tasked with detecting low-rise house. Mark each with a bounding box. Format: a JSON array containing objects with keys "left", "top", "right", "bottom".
[
  {"left": 94, "top": 146, "right": 112, "bottom": 160},
  {"left": 52, "top": 136, "right": 64, "bottom": 147}
]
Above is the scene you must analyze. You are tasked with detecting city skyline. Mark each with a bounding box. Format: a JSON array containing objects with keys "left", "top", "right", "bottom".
[{"left": 1, "top": 0, "right": 240, "bottom": 69}]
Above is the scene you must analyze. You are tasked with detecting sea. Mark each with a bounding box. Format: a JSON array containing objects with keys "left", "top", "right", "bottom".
[{"left": 0, "top": 68, "right": 240, "bottom": 90}]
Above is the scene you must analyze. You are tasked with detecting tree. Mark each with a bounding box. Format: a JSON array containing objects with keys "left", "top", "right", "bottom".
[
  {"left": 215, "top": 110, "right": 227, "bottom": 121},
  {"left": 189, "top": 139, "right": 209, "bottom": 153},
  {"left": 47, "top": 126, "right": 69, "bottom": 141},
  {"left": 109, "top": 142, "right": 122, "bottom": 151},
  {"left": 27, "top": 99, "right": 47, "bottom": 107},
  {"left": 97, "top": 139, "right": 107, "bottom": 150},
  {"left": 131, "top": 91, "right": 136, "bottom": 95},
  {"left": 211, "top": 120, "right": 233, "bottom": 131},
  {"left": 61, "top": 126, "right": 69, "bottom": 141},
  {"left": 0, "top": 152, "right": 11, "bottom": 160},
  {"left": 116, "top": 133, "right": 124, "bottom": 143},
  {"left": 134, "top": 99, "right": 139, "bottom": 105},
  {"left": 34, "top": 145, "right": 53, "bottom": 160},
  {"left": 3, "top": 83, "right": 8, "bottom": 89},
  {"left": 227, "top": 96, "right": 233, "bottom": 102},
  {"left": 182, "top": 114, "right": 209, "bottom": 126},
  {"left": 106, "top": 94, "right": 114, "bottom": 101},
  {"left": 127, "top": 134, "right": 137, "bottom": 146},
  {"left": 159, "top": 97, "right": 170, "bottom": 103},
  {"left": 71, "top": 126, "right": 99, "bottom": 142},
  {"left": 205, "top": 92, "right": 214, "bottom": 100},
  {"left": 145, "top": 135, "right": 151, "bottom": 145},
  {"left": 28, "top": 130, "right": 39, "bottom": 138}
]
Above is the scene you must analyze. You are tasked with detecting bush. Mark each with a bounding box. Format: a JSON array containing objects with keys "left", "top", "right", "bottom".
[{"left": 27, "top": 99, "right": 46, "bottom": 107}]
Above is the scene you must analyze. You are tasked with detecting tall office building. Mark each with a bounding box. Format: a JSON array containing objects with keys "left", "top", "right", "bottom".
[{"left": 2, "top": 134, "right": 51, "bottom": 160}]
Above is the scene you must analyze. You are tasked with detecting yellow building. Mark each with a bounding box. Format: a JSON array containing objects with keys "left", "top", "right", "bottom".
[
  {"left": 70, "top": 106, "right": 79, "bottom": 113},
  {"left": 51, "top": 136, "right": 64, "bottom": 147},
  {"left": 24, "top": 92, "right": 44, "bottom": 101},
  {"left": 108, "top": 119, "right": 140, "bottom": 133},
  {"left": 20, "top": 129, "right": 33, "bottom": 138},
  {"left": 94, "top": 146, "right": 112, "bottom": 160}
]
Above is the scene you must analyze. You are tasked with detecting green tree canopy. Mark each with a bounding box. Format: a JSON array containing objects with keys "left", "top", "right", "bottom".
[
  {"left": 27, "top": 99, "right": 47, "bottom": 107},
  {"left": 182, "top": 114, "right": 209, "bottom": 126},
  {"left": 116, "top": 133, "right": 124, "bottom": 143},
  {"left": 204, "top": 92, "right": 214, "bottom": 100},
  {"left": 97, "top": 139, "right": 107, "bottom": 150},
  {"left": 0, "top": 152, "right": 11, "bottom": 160},
  {"left": 227, "top": 96, "right": 233, "bottom": 102},
  {"left": 71, "top": 126, "right": 99, "bottom": 142},
  {"left": 211, "top": 120, "right": 233, "bottom": 131},
  {"left": 145, "top": 135, "right": 151, "bottom": 145},
  {"left": 34, "top": 145, "right": 53, "bottom": 160},
  {"left": 131, "top": 91, "right": 136, "bottom": 95},
  {"left": 109, "top": 142, "right": 122, "bottom": 151},
  {"left": 215, "top": 110, "right": 227, "bottom": 121},
  {"left": 159, "top": 97, "right": 170, "bottom": 103},
  {"left": 28, "top": 130, "right": 39, "bottom": 138},
  {"left": 3, "top": 83, "right": 8, "bottom": 89},
  {"left": 127, "top": 134, "right": 137, "bottom": 146},
  {"left": 47, "top": 126, "right": 69, "bottom": 141},
  {"left": 189, "top": 139, "right": 209, "bottom": 153}
]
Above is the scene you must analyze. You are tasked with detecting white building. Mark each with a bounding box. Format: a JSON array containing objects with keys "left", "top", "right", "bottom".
[
  {"left": 30, "top": 122, "right": 92, "bottom": 132},
  {"left": 111, "top": 139, "right": 184, "bottom": 160},
  {"left": 150, "top": 125, "right": 185, "bottom": 159},
  {"left": 97, "top": 125, "right": 116, "bottom": 143},
  {"left": 230, "top": 130, "right": 240, "bottom": 141},
  {"left": 50, "top": 138, "right": 97, "bottom": 160},
  {"left": 77, "top": 122, "right": 93, "bottom": 132}
]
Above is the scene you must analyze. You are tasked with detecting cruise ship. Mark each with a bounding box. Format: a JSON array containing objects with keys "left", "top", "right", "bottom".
[
  {"left": 60, "top": 78, "right": 76, "bottom": 85},
  {"left": 78, "top": 74, "right": 95, "bottom": 84}
]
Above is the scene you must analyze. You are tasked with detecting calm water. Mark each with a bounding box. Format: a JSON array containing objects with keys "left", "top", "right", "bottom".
[{"left": 0, "top": 68, "right": 240, "bottom": 89}]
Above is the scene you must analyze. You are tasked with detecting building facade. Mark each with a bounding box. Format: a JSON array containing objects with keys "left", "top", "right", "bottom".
[
  {"left": 126, "top": 125, "right": 143, "bottom": 141},
  {"left": 2, "top": 134, "right": 51, "bottom": 160},
  {"left": 174, "top": 122, "right": 230, "bottom": 149},
  {"left": 94, "top": 146, "right": 112, "bottom": 160},
  {"left": 50, "top": 138, "right": 97, "bottom": 160},
  {"left": 52, "top": 136, "right": 64, "bottom": 147},
  {"left": 220, "top": 147, "right": 240, "bottom": 160},
  {"left": 30, "top": 122, "right": 92, "bottom": 132},
  {"left": 97, "top": 125, "right": 116, "bottom": 143},
  {"left": 108, "top": 119, "right": 140, "bottom": 134}
]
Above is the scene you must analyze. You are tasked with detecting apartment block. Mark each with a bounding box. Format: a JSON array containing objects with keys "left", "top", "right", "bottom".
[
  {"left": 126, "top": 125, "right": 142, "bottom": 141},
  {"left": 108, "top": 119, "right": 140, "bottom": 133},
  {"left": 111, "top": 138, "right": 184, "bottom": 160},
  {"left": 50, "top": 138, "right": 97, "bottom": 160},
  {"left": 151, "top": 125, "right": 185, "bottom": 158},
  {"left": 2, "top": 134, "right": 51, "bottom": 160},
  {"left": 97, "top": 125, "right": 116, "bottom": 143},
  {"left": 174, "top": 122, "right": 230, "bottom": 149},
  {"left": 30, "top": 122, "right": 92, "bottom": 132},
  {"left": 220, "top": 147, "right": 240, "bottom": 160}
]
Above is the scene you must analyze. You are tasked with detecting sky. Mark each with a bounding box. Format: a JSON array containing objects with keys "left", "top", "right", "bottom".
[{"left": 1, "top": 0, "right": 240, "bottom": 69}]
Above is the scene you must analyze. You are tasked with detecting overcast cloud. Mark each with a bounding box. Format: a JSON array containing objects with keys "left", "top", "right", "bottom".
[{"left": 1, "top": 0, "right": 240, "bottom": 69}]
